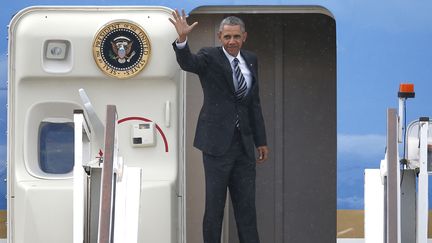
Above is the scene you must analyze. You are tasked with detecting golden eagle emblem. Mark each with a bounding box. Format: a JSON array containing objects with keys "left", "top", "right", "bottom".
[
  {"left": 93, "top": 20, "right": 151, "bottom": 79},
  {"left": 110, "top": 36, "right": 136, "bottom": 64}
]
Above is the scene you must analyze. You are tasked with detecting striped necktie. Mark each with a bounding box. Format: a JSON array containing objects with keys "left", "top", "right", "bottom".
[
  {"left": 233, "top": 58, "right": 247, "bottom": 101},
  {"left": 233, "top": 57, "right": 247, "bottom": 128}
]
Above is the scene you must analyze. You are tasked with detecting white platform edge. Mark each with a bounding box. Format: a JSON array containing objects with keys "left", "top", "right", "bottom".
[
  {"left": 364, "top": 169, "right": 384, "bottom": 242},
  {"left": 338, "top": 240, "right": 432, "bottom": 243}
]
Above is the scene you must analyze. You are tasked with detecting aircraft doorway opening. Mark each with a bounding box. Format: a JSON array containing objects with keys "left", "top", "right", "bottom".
[{"left": 184, "top": 6, "right": 336, "bottom": 243}]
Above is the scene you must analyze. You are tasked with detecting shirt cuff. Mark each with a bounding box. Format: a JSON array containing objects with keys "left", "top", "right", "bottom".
[{"left": 175, "top": 38, "right": 188, "bottom": 49}]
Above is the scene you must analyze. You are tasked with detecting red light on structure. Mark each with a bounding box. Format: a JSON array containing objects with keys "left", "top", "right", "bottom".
[
  {"left": 398, "top": 83, "right": 415, "bottom": 98},
  {"left": 399, "top": 83, "right": 414, "bottom": 93}
]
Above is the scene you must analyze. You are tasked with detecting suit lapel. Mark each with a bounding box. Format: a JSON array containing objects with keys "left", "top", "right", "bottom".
[
  {"left": 217, "top": 47, "right": 236, "bottom": 93},
  {"left": 216, "top": 48, "right": 257, "bottom": 97},
  {"left": 240, "top": 51, "right": 257, "bottom": 103},
  {"left": 241, "top": 51, "right": 257, "bottom": 86}
]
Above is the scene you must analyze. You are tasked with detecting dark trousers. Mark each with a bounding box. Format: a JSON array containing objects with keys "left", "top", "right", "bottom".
[{"left": 202, "top": 129, "right": 260, "bottom": 243}]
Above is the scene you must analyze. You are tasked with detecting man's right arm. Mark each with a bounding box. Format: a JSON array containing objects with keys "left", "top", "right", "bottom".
[
  {"left": 172, "top": 40, "right": 210, "bottom": 75},
  {"left": 170, "top": 9, "right": 204, "bottom": 74}
]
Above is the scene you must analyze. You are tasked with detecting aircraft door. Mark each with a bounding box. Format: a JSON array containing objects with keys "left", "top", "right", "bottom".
[
  {"left": 185, "top": 7, "right": 336, "bottom": 243},
  {"left": 8, "top": 6, "right": 185, "bottom": 243}
]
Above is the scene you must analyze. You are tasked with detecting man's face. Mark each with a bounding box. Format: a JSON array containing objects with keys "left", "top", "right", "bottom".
[{"left": 218, "top": 24, "right": 247, "bottom": 57}]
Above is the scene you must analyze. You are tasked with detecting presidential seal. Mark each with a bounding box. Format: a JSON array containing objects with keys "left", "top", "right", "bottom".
[{"left": 93, "top": 20, "right": 151, "bottom": 79}]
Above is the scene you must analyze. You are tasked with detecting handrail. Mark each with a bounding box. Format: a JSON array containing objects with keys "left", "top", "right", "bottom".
[
  {"left": 386, "top": 108, "right": 400, "bottom": 243},
  {"left": 98, "top": 105, "right": 118, "bottom": 243},
  {"left": 73, "top": 109, "right": 91, "bottom": 243}
]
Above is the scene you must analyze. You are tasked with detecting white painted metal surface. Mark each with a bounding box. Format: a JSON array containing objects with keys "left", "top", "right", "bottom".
[
  {"left": 417, "top": 120, "right": 429, "bottom": 243},
  {"left": 337, "top": 240, "right": 365, "bottom": 243},
  {"left": 398, "top": 98, "right": 404, "bottom": 143},
  {"left": 8, "top": 6, "right": 184, "bottom": 243},
  {"left": 340, "top": 239, "right": 432, "bottom": 243},
  {"left": 364, "top": 169, "right": 384, "bottom": 243},
  {"left": 73, "top": 112, "right": 88, "bottom": 243},
  {"left": 113, "top": 167, "right": 141, "bottom": 243}
]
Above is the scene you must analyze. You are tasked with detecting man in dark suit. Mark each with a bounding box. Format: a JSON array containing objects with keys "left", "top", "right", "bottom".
[{"left": 169, "top": 9, "right": 269, "bottom": 243}]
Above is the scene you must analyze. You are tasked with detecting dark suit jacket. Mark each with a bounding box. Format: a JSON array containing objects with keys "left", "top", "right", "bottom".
[{"left": 173, "top": 42, "right": 267, "bottom": 159}]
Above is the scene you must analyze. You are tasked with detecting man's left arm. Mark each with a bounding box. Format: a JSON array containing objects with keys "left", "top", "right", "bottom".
[
  {"left": 251, "top": 93, "right": 269, "bottom": 163},
  {"left": 249, "top": 57, "right": 269, "bottom": 163}
]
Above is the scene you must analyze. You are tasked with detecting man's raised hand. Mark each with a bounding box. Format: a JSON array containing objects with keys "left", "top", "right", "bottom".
[{"left": 169, "top": 9, "right": 198, "bottom": 43}]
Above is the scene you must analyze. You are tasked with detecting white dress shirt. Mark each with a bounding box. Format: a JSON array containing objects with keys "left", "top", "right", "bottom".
[{"left": 221, "top": 47, "right": 252, "bottom": 96}]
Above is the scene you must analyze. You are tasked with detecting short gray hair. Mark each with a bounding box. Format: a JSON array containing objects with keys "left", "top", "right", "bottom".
[{"left": 219, "top": 16, "right": 245, "bottom": 32}]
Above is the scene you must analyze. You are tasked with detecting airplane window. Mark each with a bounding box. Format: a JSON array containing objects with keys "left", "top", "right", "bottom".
[{"left": 38, "top": 122, "right": 74, "bottom": 174}]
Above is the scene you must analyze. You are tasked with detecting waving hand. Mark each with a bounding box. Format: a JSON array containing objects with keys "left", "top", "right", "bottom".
[{"left": 169, "top": 9, "right": 198, "bottom": 43}]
